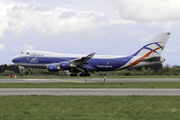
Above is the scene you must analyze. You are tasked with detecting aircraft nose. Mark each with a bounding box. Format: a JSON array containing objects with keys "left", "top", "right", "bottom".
[
  {"left": 11, "top": 57, "right": 15, "bottom": 63},
  {"left": 11, "top": 55, "right": 20, "bottom": 63},
  {"left": 11, "top": 58, "right": 14, "bottom": 62}
]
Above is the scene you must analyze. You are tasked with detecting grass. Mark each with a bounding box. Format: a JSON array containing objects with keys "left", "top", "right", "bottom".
[
  {"left": 0, "top": 82, "right": 180, "bottom": 88},
  {"left": 0, "top": 96, "right": 180, "bottom": 120},
  {"left": 1, "top": 75, "right": 180, "bottom": 79}
]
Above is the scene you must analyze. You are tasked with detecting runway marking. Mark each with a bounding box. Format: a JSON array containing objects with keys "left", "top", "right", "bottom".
[
  {"left": 24, "top": 79, "right": 49, "bottom": 81},
  {"left": 52, "top": 79, "right": 85, "bottom": 83}
]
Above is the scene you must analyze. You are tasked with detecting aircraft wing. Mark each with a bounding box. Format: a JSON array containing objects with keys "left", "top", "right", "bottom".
[{"left": 70, "top": 52, "right": 96, "bottom": 65}]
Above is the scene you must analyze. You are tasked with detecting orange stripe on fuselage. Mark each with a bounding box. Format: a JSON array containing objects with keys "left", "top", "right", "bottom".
[{"left": 123, "top": 46, "right": 164, "bottom": 69}]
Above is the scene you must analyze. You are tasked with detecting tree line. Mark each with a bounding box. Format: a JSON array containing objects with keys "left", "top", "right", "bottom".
[
  {"left": 92, "top": 64, "right": 180, "bottom": 76},
  {"left": 1, "top": 64, "right": 180, "bottom": 76},
  {"left": 0, "top": 64, "right": 20, "bottom": 76},
  {"left": 0, "top": 64, "right": 67, "bottom": 76}
]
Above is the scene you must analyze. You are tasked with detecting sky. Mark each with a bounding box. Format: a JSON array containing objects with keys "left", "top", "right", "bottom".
[{"left": 0, "top": 0, "right": 180, "bottom": 66}]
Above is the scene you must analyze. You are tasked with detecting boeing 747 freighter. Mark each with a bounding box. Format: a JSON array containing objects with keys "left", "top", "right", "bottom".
[{"left": 11, "top": 32, "right": 170, "bottom": 76}]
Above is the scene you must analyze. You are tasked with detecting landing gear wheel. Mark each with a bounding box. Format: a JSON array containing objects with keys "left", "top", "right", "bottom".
[
  {"left": 87, "top": 73, "right": 90, "bottom": 76},
  {"left": 80, "top": 73, "right": 90, "bottom": 77},
  {"left": 70, "top": 74, "right": 77, "bottom": 77},
  {"left": 25, "top": 71, "right": 28, "bottom": 75},
  {"left": 79, "top": 74, "right": 84, "bottom": 77}
]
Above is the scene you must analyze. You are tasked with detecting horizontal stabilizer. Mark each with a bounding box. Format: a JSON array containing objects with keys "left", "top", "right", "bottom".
[{"left": 139, "top": 57, "right": 161, "bottom": 62}]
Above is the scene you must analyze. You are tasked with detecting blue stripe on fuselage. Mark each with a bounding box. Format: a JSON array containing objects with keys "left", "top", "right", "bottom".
[
  {"left": 13, "top": 57, "right": 76, "bottom": 64},
  {"left": 87, "top": 56, "right": 134, "bottom": 71},
  {"left": 13, "top": 56, "right": 134, "bottom": 71}
]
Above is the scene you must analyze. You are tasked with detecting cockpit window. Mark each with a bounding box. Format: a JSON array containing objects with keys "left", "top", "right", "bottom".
[{"left": 21, "top": 52, "right": 23, "bottom": 54}]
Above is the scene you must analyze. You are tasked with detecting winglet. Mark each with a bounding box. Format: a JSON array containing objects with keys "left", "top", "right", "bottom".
[
  {"left": 70, "top": 52, "right": 96, "bottom": 65},
  {"left": 86, "top": 52, "right": 96, "bottom": 58}
]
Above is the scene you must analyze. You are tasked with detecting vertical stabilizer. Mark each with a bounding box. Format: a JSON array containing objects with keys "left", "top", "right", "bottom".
[{"left": 132, "top": 32, "right": 170, "bottom": 57}]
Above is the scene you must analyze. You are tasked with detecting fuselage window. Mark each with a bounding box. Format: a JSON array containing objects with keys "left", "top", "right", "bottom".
[{"left": 21, "top": 52, "right": 23, "bottom": 54}]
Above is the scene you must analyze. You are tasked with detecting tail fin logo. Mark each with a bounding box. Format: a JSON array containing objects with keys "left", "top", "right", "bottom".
[
  {"left": 132, "top": 33, "right": 170, "bottom": 57},
  {"left": 121, "top": 32, "right": 170, "bottom": 70},
  {"left": 133, "top": 42, "right": 164, "bottom": 56}
]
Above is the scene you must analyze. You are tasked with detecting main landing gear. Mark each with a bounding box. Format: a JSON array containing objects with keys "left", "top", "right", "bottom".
[
  {"left": 79, "top": 73, "right": 90, "bottom": 77},
  {"left": 70, "top": 72, "right": 90, "bottom": 77},
  {"left": 70, "top": 74, "right": 77, "bottom": 77}
]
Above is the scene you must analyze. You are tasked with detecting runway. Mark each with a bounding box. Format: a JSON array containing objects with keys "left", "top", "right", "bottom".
[
  {"left": 1, "top": 78, "right": 180, "bottom": 83},
  {"left": 0, "top": 88, "right": 180, "bottom": 96},
  {"left": 1, "top": 78, "right": 180, "bottom": 96}
]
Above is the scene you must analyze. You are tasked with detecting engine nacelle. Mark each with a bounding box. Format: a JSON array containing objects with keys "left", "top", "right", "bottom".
[
  {"left": 60, "top": 62, "right": 70, "bottom": 70},
  {"left": 47, "top": 62, "right": 76, "bottom": 71},
  {"left": 47, "top": 64, "right": 58, "bottom": 71}
]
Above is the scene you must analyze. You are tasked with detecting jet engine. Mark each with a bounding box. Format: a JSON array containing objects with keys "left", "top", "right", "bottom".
[
  {"left": 59, "top": 62, "right": 70, "bottom": 70},
  {"left": 47, "top": 64, "right": 59, "bottom": 71},
  {"left": 47, "top": 62, "right": 76, "bottom": 71}
]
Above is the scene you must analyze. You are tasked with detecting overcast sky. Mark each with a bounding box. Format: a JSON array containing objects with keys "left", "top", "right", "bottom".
[{"left": 1, "top": 0, "right": 180, "bottom": 66}]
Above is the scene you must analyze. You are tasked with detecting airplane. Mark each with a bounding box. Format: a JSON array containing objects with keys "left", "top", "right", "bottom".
[{"left": 11, "top": 32, "right": 170, "bottom": 77}]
